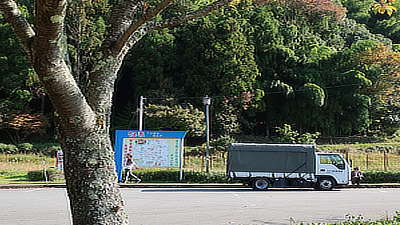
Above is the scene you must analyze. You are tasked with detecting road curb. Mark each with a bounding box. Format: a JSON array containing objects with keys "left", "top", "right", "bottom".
[{"left": 1, "top": 183, "right": 399, "bottom": 189}]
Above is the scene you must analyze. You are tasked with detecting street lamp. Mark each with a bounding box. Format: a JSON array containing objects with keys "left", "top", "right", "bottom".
[
  {"left": 139, "top": 96, "right": 145, "bottom": 131},
  {"left": 203, "top": 95, "right": 211, "bottom": 172}
]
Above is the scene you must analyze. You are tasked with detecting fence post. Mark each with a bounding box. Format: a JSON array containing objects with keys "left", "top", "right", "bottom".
[
  {"left": 384, "top": 150, "right": 388, "bottom": 171},
  {"left": 201, "top": 147, "right": 204, "bottom": 172},
  {"left": 383, "top": 151, "right": 385, "bottom": 171}
]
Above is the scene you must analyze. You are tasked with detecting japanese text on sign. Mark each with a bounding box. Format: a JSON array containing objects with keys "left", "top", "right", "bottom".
[{"left": 122, "top": 138, "right": 181, "bottom": 167}]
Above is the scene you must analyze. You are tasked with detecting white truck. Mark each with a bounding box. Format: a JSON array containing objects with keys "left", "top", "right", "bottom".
[{"left": 227, "top": 143, "right": 351, "bottom": 190}]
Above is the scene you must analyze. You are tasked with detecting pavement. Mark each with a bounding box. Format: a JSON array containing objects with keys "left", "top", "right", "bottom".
[{"left": 1, "top": 182, "right": 399, "bottom": 189}]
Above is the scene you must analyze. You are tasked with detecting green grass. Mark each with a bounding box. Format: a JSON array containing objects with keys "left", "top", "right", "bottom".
[
  {"left": 290, "top": 213, "right": 400, "bottom": 224},
  {"left": 0, "top": 154, "right": 55, "bottom": 183}
]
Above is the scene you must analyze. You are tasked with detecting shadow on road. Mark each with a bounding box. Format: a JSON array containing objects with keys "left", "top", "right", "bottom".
[{"left": 140, "top": 188, "right": 340, "bottom": 193}]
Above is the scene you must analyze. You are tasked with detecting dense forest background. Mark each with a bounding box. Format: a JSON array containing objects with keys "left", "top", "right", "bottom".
[{"left": 1, "top": 0, "right": 400, "bottom": 146}]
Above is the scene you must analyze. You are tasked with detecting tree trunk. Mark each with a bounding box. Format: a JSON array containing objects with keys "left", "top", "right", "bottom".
[{"left": 60, "top": 129, "right": 128, "bottom": 224}]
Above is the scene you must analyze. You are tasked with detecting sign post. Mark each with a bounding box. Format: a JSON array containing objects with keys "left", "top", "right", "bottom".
[{"left": 114, "top": 130, "right": 188, "bottom": 181}]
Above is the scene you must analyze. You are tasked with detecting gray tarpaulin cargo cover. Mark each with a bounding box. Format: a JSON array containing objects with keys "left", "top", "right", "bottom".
[{"left": 228, "top": 143, "right": 316, "bottom": 173}]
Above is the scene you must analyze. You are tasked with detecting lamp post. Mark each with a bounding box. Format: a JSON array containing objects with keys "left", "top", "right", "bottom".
[
  {"left": 203, "top": 95, "right": 211, "bottom": 172},
  {"left": 139, "top": 96, "right": 145, "bottom": 131}
]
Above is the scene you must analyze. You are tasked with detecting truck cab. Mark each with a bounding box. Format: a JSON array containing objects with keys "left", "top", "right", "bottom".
[{"left": 316, "top": 153, "right": 351, "bottom": 189}]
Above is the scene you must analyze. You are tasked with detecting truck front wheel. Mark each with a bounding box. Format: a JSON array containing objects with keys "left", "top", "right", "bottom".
[
  {"left": 252, "top": 178, "right": 270, "bottom": 191},
  {"left": 317, "top": 178, "right": 335, "bottom": 190}
]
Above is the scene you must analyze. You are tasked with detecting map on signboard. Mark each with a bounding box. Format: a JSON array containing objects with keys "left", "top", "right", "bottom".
[{"left": 122, "top": 138, "right": 181, "bottom": 168}]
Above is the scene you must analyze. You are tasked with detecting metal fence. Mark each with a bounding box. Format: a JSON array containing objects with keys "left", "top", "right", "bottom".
[{"left": 343, "top": 151, "right": 400, "bottom": 171}]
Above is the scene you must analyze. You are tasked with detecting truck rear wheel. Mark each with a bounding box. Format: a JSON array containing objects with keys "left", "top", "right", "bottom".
[
  {"left": 318, "top": 178, "right": 334, "bottom": 190},
  {"left": 252, "top": 178, "right": 270, "bottom": 191}
]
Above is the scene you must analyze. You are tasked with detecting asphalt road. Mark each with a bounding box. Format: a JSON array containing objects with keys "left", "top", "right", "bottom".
[{"left": 1, "top": 188, "right": 399, "bottom": 225}]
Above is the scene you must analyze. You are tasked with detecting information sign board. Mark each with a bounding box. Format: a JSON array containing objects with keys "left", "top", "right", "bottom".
[{"left": 114, "top": 130, "right": 187, "bottom": 181}]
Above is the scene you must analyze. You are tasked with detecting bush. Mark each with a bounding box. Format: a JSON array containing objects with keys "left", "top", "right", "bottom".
[
  {"left": 363, "top": 171, "right": 400, "bottom": 183},
  {"left": 32, "top": 143, "right": 61, "bottom": 156},
  {"left": 183, "top": 171, "right": 229, "bottom": 183},
  {"left": 0, "top": 142, "right": 61, "bottom": 156},
  {"left": 0, "top": 143, "right": 18, "bottom": 154},
  {"left": 18, "top": 143, "right": 33, "bottom": 152},
  {"left": 131, "top": 169, "right": 231, "bottom": 183},
  {"left": 27, "top": 168, "right": 64, "bottom": 181},
  {"left": 135, "top": 169, "right": 180, "bottom": 182}
]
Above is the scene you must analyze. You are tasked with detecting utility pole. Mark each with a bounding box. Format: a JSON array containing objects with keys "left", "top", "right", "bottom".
[
  {"left": 203, "top": 95, "right": 211, "bottom": 172},
  {"left": 139, "top": 96, "right": 145, "bottom": 131}
]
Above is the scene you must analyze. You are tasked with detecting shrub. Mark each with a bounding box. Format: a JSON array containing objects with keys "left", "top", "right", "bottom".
[
  {"left": 363, "top": 171, "right": 400, "bottom": 183},
  {"left": 0, "top": 142, "right": 61, "bottom": 155},
  {"left": 130, "top": 169, "right": 231, "bottom": 183},
  {"left": 27, "top": 168, "right": 64, "bottom": 181},
  {"left": 31, "top": 143, "right": 61, "bottom": 156},
  {"left": 0, "top": 143, "right": 18, "bottom": 154},
  {"left": 18, "top": 143, "right": 33, "bottom": 152}
]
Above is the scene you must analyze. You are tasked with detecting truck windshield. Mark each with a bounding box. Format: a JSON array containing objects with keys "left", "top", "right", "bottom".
[{"left": 319, "top": 154, "right": 345, "bottom": 170}]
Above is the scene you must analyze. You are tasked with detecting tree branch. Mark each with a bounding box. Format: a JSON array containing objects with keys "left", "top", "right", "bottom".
[
  {"left": 102, "top": 0, "right": 140, "bottom": 50},
  {"left": 113, "top": 0, "right": 175, "bottom": 54},
  {"left": 33, "top": 0, "right": 95, "bottom": 135},
  {"left": 0, "top": 0, "right": 35, "bottom": 61}
]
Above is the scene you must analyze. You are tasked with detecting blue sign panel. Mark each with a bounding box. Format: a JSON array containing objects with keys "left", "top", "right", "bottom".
[{"left": 114, "top": 130, "right": 187, "bottom": 181}]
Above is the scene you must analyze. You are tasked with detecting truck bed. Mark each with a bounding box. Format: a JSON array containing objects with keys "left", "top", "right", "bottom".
[{"left": 227, "top": 143, "right": 316, "bottom": 173}]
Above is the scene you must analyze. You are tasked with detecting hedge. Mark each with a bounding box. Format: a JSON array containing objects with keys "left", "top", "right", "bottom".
[
  {"left": 132, "top": 170, "right": 232, "bottom": 183},
  {"left": 25, "top": 169, "right": 400, "bottom": 184},
  {"left": 363, "top": 171, "right": 400, "bottom": 183},
  {"left": 27, "top": 168, "right": 64, "bottom": 181}
]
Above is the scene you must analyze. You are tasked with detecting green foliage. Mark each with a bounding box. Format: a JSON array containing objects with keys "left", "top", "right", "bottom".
[
  {"left": 299, "top": 83, "right": 326, "bottom": 107},
  {"left": 291, "top": 212, "right": 400, "bottom": 224},
  {"left": 173, "top": 7, "right": 262, "bottom": 105},
  {"left": 342, "top": 0, "right": 400, "bottom": 44},
  {"left": 182, "top": 171, "right": 229, "bottom": 183},
  {"left": 123, "top": 103, "right": 206, "bottom": 138},
  {"left": 213, "top": 99, "right": 241, "bottom": 136},
  {"left": 0, "top": 142, "right": 60, "bottom": 156},
  {"left": 112, "top": 104, "right": 137, "bottom": 130},
  {"left": 27, "top": 168, "right": 65, "bottom": 181},
  {"left": 17, "top": 143, "right": 33, "bottom": 152},
  {"left": 245, "top": 0, "right": 393, "bottom": 136},
  {"left": 276, "top": 124, "right": 320, "bottom": 144},
  {"left": 341, "top": 0, "right": 374, "bottom": 24},
  {"left": 0, "top": 12, "right": 38, "bottom": 113},
  {"left": 210, "top": 134, "right": 236, "bottom": 153},
  {"left": 66, "top": 0, "right": 110, "bottom": 86},
  {"left": 132, "top": 169, "right": 231, "bottom": 183},
  {"left": 124, "top": 28, "right": 177, "bottom": 99},
  {"left": 363, "top": 171, "right": 400, "bottom": 183},
  {"left": 0, "top": 143, "right": 18, "bottom": 154},
  {"left": 370, "top": 99, "right": 400, "bottom": 135}
]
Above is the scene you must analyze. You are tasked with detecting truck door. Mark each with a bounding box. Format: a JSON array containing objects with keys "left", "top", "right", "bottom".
[{"left": 317, "top": 154, "right": 350, "bottom": 185}]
